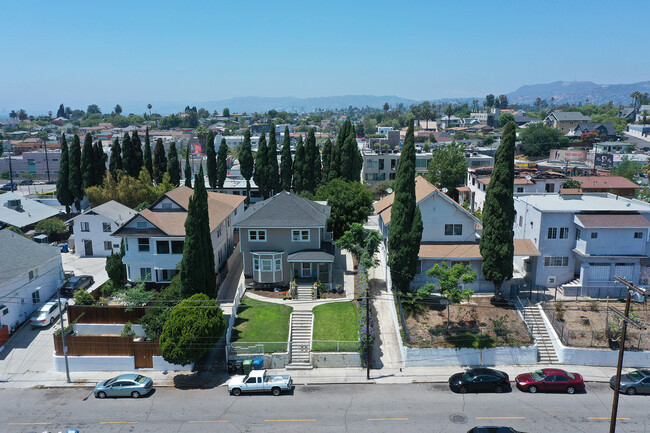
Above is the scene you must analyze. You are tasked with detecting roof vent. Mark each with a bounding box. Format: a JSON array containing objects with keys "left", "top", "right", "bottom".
[
  {"left": 559, "top": 188, "right": 583, "bottom": 199},
  {"left": 5, "top": 199, "right": 23, "bottom": 211}
]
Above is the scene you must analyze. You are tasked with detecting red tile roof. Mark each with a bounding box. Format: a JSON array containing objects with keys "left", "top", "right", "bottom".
[
  {"left": 571, "top": 176, "right": 640, "bottom": 190},
  {"left": 575, "top": 213, "right": 650, "bottom": 228}
]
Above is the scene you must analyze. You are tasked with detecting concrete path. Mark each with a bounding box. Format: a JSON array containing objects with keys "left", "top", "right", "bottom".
[{"left": 369, "top": 259, "right": 403, "bottom": 370}]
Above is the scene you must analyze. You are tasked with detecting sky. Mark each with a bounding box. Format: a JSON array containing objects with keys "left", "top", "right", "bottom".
[{"left": 1, "top": 0, "right": 649, "bottom": 115}]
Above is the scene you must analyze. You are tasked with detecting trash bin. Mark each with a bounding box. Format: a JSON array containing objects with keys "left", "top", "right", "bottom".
[
  {"left": 227, "top": 360, "right": 243, "bottom": 374},
  {"left": 252, "top": 358, "right": 264, "bottom": 370},
  {"left": 60, "top": 243, "right": 69, "bottom": 253},
  {"left": 242, "top": 359, "right": 253, "bottom": 374}
]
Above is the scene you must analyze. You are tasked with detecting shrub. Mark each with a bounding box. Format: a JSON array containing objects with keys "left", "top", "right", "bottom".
[
  {"left": 555, "top": 300, "right": 565, "bottom": 312},
  {"left": 121, "top": 321, "right": 136, "bottom": 338},
  {"left": 115, "top": 282, "right": 154, "bottom": 311},
  {"left": 357, "top": 265, "right": 374, "bottom": 366},
  {"left": 588, "top": 301, "right": 600, "bottom": 312},
  {"left": 490, "top": 314, "right": 512, "bottom": 344},
  {"left": 101, "top": 280, "right": 120, "bottom": 298},
  {"left": 556, "top": 310, "right": 565, "bottom": 322},
  {"left": 73, "top": 290, "right": 95, "bottom": 305}
]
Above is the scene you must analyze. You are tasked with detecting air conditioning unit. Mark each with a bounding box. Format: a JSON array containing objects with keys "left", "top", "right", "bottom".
[{"left": 548, "top": 276, "right": 556, "bottom": 285}]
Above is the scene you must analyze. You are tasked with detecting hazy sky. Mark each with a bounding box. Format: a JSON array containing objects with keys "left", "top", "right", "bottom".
[{"left": 1, "top": 0, "right": 648, "bottom": 114}]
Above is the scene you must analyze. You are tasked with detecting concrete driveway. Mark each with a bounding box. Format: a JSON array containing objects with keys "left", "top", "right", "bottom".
[{"left": 61, "top": 252, "right": 108, "bottom": 295}]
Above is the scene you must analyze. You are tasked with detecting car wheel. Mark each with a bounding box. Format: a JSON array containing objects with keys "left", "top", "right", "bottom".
[
  {"left": 50, "top": 318, "right": 54, "bottom": 325},
  {"left": 494, "top": 385, "right": 504, "bottom": 393},
  {"left": 231, "top": 388, "right": 241, "bottom": 396},
  {"left": 131, "top": 391, "right": 140, "bottom": 399},
  {"left": 458, "top": 386, "right": 468, "bottom": 394},
  {"left": 529, "top": 385, "right": 538, "bottom": 394},
  {"left": 272, "top": 387, "right": 281, "bottom": 396},
  {"left": 97, "top": 391, "right": 106, "bottom": 399},
  {"left": 626, "top": 387, "right": 637, "bottom": 396},
  {"left": 566, "top": 386, "right": 576, "bottom": 394}
]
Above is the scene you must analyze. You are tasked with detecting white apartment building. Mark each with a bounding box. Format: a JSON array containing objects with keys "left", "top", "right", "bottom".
[{"left": 68, "top": 200, "right": 136, "bottom": 257}]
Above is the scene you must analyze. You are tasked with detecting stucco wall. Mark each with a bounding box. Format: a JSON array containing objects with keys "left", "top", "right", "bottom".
[
  {"left": 403, "top": 344, "right": 538, "bottom": 367},
  {"left": 74, "top": 323, "right": 145, "bottom": 337},
  {"left": 152, "top": 356, "right": 192, "bottom": 371},
  {"left": 311, "top": 352, "right": 361, "bottom": 367},
  {"left": 54, "top": 355, "right": 134, "bottom": 372}
]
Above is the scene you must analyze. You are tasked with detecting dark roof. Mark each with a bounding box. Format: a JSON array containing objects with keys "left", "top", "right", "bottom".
[
  {"left": 571, "top": 122, "right": 616, "bottom": 136},
  {"left": 549, "top": 111, "right": 591, "bottom": 122},
  {"left": 575, "top": 213, "right": 650, "bottom": 228},
  {"left": 287, "top": 249, "right": 335, "bottom": 262},
  {"left": 235, "top": 192, "right": 330, "bottom": 228},
  {"left": 0, "top": 229, "right": 61, "bottom": 284}
]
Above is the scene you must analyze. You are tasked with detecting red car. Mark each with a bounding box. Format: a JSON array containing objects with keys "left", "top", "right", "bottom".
[{"left": 515, "top": 368, "right": 584, "bottom": 394}]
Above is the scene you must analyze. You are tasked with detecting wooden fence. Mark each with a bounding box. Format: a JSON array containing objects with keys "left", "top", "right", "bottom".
[
  {"left": 53, "top": 335, "right": 160, "bottom": 368},
  {"left": 0, "top": 325, "right": 9, "bottom": 347},
  {"left": 67, "top": 305, "right": 148, "bottom": 324}
]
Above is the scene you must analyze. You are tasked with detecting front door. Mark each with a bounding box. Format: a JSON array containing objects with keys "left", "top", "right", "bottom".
[
  {"left": 301, "top": 263, "right": 311, "bottom": 278},
  {"left": 84, "top": 239, "right": 93, "bottom": 256}
]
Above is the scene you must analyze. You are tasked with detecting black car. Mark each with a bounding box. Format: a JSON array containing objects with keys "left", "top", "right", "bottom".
[
  {"left": 449, "top": 368, "right": 511, "bottom": 393},
  {"left": 45, "top": 180, "right": 57, "bottom": 184},
  {"left": 61, "top": 275, "right": 94, "bottom": 296},
  {"left": 19, "top": 179, "right": 33, "bottom": 185},
  {"left": 468, "top": 428, "right": 526, "bottom": 433},
  {"left": 1, "top": 182, "right": 17, "bottom": 191}
]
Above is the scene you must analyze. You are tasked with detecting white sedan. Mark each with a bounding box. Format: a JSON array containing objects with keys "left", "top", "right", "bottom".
[{"left": 29, "top": 299, "right": 68, "bottom": 327}]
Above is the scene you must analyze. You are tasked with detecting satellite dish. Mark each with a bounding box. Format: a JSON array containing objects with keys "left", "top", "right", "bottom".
[
  {"left": 525, "top": 175, "right": 532, "bottom": 180},
  {"left": 442, "top": 187, "right": 449, "bottom": 193}
]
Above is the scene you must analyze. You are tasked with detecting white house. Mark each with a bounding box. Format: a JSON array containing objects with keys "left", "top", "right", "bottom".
[
  {"left": 67, "top": 200, "right": 136, "bottom": 257},
  {"left": 113, "top": 186, "right": 245, "bottom": 284},
  {"left": 513, "top": 190, "right": 650, "bottom": 297},
  {"left": 0, "top": 229, "right": 65, "bottom": 332},
  {"left": 0, "top": 192, "right": 60, "bottom": 230}
]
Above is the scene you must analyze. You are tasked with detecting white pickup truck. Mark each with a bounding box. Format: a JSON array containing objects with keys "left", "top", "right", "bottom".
[{"left": 228, "top": 370, "right": 293, "bottom": 396}]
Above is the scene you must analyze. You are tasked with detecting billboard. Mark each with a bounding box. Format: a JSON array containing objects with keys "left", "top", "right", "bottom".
[
  {"left": 549, "top": 149, "right": 588, "bottom": 161},
  {"left": 595, "top": 153, "right": 613, "bottom": 169}
]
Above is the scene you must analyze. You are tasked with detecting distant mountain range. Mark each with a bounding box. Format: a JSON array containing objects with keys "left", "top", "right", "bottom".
[{"left": 507, "top": 80, "right": 650, "bottom": 105}]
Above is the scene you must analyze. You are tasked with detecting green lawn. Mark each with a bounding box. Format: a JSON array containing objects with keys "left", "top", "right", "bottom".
[
  {"left": 231, "top": 296, "right": 292, "bottom": 352},
  {"left": 312, "top": 302, "right": 359, "bottom": 351}
]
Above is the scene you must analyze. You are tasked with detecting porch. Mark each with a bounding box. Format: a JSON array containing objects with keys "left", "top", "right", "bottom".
[{"left": 288, "top": 249, "right": 335, "bottom": 290}]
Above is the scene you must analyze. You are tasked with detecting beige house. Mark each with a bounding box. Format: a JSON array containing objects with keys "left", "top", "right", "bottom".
[{"left": 543, "top": 111, "right": 591, "bottom": 134}]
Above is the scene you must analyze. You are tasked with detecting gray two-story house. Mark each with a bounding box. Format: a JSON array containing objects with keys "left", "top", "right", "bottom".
[{"left": 235, "top": 192, "right": 335, "bottom": 289}]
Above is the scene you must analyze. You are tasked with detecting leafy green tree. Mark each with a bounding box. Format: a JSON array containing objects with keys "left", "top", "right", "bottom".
[
  {"left": 292, "top": 136, "right": 305, "bottom": 192},
  {"left": 423, "top": 262, "right": 476, "bottom": 303},
  {"left": 56, "top": 134, "right": 74, "bottom": 214},
  {"left": 179, "top": 166, "right": 216, "bottom": 297},
  {"left": 139, "top": 275, "right": 182, "bottom": 339},
  {"left": 116, "top": 282, "right": 154, "bottom": 309},
  {"left": 81, "top": 133, "right": 95, "bottom": 189},
  {"left": 0, "top": 171, "right": 9, "bottom": 179},
  {"left": 480, "top": 121, "right": 516, "bottom": 298},
  {"left": 35, "top": 217, "right": 68, "bottom": 237},
  {"left": 109, "top": 137, "right": 122, "bottom": 179},
  {"left": 335, "top": 223, "right": 382, "bottom": 269},
  {"left": 216, "top": 138, "right": 229, "bottom": 189},
  {"left": 266, "top": 125, "right": 280, "bottom": 195},
  {"left": 222, "top": 107, "right": 230, "bottom": 117},
  {"left": 74, "top": 290, "right": 95, "bottom": 306},
  {"left": 321, "top": 138, "right": 332, "bottom": 185},
  {"left": 206, "top": 130, "right": 217, "bottom": 189},
  {"left": 387, "top": 122, "right": 424, "bottom": 293},
  {"left": 184, "top": 146, "right": 192, "bottom": 187},
  {"left": 485, "top": 94, "right": 495, "bottom": 107},
  {"left": 498, "top": 94, "right": 509, "bottom": 109},
  {"left": 68, "top": 134, "right": 83, "bottom": 211},
  {"left": 152, "top": 138, "right": 167, "bottom": 184},
  {"left": 143, "top": 128, "right": 153, "bottom": 177},
  {"left": 93, "top": 141, "right": 107, "bottom": 186},
  {"left": 280, "top": 127, "right": 292, "bottom": 191},
  {"left": 159, "top": 293, "right": 226, "bottom": 366},
  {"left": 254, "top": 132, "right": 268, "bottom": 198},
  {"left": 612, "top": 155, "right": 643, "bottom": 181},
  {"left": 239, "top": 130, "right": 254, "bottom": 204},
  {"left": 426, "top": 141, "right": 467, "bottom": 196},
  {"left": 498, "top": 113, "right": 515, "bottom": 128},
  {"left": 562, "top": 179, "right": 582, "bottom": 189},
  {"left": 520, "top": 123, "right": 568, "bottom": 157},
  {"left": 315, "top": 179, "right": 374, "bottom": 238},
  {"left": 106, "top": 251, "right": 125, "bottom": 288},
  {"left": 166, "top": 142, "right": 181, "bottom": 186}
]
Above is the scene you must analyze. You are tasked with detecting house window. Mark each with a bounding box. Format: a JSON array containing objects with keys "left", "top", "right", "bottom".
[
  {"left": 253, "top": 257, "right": 260, "bottom": 271},
  {"left": 104, "top": 241, "right": 113, "bottom": 250},
  {"left": 275, "top": 258, "right": 282, "bottom": 271},
  {"left": 444, "top": 224, "right": 462, "bottom": 236},
  {"left": 516, "top": 187, "right": 524, "bottom": 193},
  {"left": 138, "top": 238, "right": 150, "bottom": 252},
  {"left": 137, "top": 221, "right": 147, "bottom": 229},
  {"left": 0, "top": 305, "right": 8, "bottom": 316},
  {"left": 415, "top": 261, "right": 422, "bottom": 275},
  {"left": 518, "top": 216, "right": 523, "bottom": 227},
  {"left": 543, "top": 256, "right": 569, "bottom": 267},
  {"left": 218, "top": 249, "right": 223, "bottom": 264},
  {"left": 32, "top": 289, "right": 40, "bottom": 304},
  {"left": 102, "top": 222, "right": 112, "bottom": 232},
  {"left": 547, "top": 227, "right": 557, "bottom": 239},
  {"left": 81, "top": 222, "right": 90, "bottom": 232},
  {"left": 140, "top": 268, "right": 152, "bottom": 280},
  {"left": 249, "top": 230, "right": 266, "bottom": 242},
  {"left": 156, "top": 240, "right": 170, "bottom": 254},
  {"left": 545, "top": 184, "right": 555, "bottom": 193},
  {"left": 159, "top": 269, "right": 177, "bottom": 281},
  {"left": 634, "top": 232, "right": 643, "bottom": 239},
  {"left": 161, "top": 202, "right": 172, "bottom": 209},
  {"left": 171, "top": 240, "right": 184, "bottom": 254},
  {"left": 576, "top": 229, "right": 581, "bottom": 240},
  {"left": 591, "top": 232, "right": 598, "bottom": 239},
  {"left": 292, "top": 230, "right": 310, "bottom": 242},
  {"left": 262, "top": 259, "right": 272, "bottom": 271},
  {"left": 559, "top": 227, "right": 569, "bottom": 239},
  {"left": 217, "top": 225, "right": 222, "bottom": 238},
  {"left": 29, "top": 269, "right": 38, "bottom": 280}
]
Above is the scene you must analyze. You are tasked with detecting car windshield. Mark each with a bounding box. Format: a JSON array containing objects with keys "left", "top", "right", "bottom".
[
  {"left": 627, "top": 371, "right": 644, "bottom": 381},
  {"left": 566, "top": 372, "right": 575, "bottom": 379},
  {"left": 63, "top": 280, "right": 76, "bottom": 288},
  {"left": 104, "top": 377, "right": 118, "bottom": 386},
  {"left": 32, "top": 311, "right": 47, "bottom": 319},
  {"left": 531, "top": 370, "right": 546, "bottom": 381},
  {"left": 134, "top": 375, "right": 147, "bottom": 384},
  {"left": 462, "top": 370, "right": 474, "bottom": 380}
]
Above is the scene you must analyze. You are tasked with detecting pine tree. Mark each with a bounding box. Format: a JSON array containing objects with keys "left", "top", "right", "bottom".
[
  {"left": 152, "top": 138, "right": 167, "bottom": 184},
  {"left": 331, "top": 120, "right": 351, "bottom": 180},
  {"left": 109, "top": 137, "right": 122, "bottom": 179},
  {"left": 387, "top": 122, "right": 423, "bottom": 293},
  {"left": 93, "top": 141, "right": 107, "bottom": 186},
  {"left": 292, "top": 136, "right": 305, "bottom": 193},
  {"left": 184, "top": 146, "right": 192, "bottom": 187},
  {"left": 254, "top": 132, "right": 268, "bottom": 199},
  {"left": 340, "top": 134, "right": 355, "bottom": 181},
  {"left": 179, "top": 166, "right": 217, "bottom": 297},
  {"left": 328, "top": 138, "right": 340, "bottom": 182},
  {"left": 167, "top": 142, "right": 181, "bottom": 186},
  {"left": 280, "top": 126, "right": 292, "bottom": 191},
  {"left": 131, "top": 131, "right": 144, "bottom": 175},
  {"left": 216, "top": 137, "right": 229, "bottom": 189},
  {"left": 309, "top": 128, "right": 321, "bottom": 191},
  {"left": 239, "top": 130, "right": 254, "bottom": 204},
  {"left": 56, "top": 134, "right": 73, "bottom": 214},
  {"left": 321, "top": 138, "right": 332, "bottom": 185},
  {"left": 56, "top": 104, "right": 65, "bottom": 118},
  {"left": 80, "top": 133, "right": 95, "bottom": 189},
  {"left": 303, "top": 128, "right": 315, "bottom": 192},
  {"left": 68, "top": 134, "right": 83, "bottom": 212},
  {"left": 480, "top": 121, "right": 516, "bottom": 298},
  {"left": 121, "top": 133, "right": 135, "bottom": 177},
  {"left": 266, "top": 124, "right": 280, "bottom": 196},
  {"left": 206, "top": 130, "right": 217, "bottom": 189},
  {"left": 143, "top": 127, "right": 153, "bottom": 177}
]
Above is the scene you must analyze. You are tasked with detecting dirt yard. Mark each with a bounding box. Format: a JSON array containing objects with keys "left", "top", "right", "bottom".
[{"left": 404, "top": 297, "right": 532, "bottom": 349}]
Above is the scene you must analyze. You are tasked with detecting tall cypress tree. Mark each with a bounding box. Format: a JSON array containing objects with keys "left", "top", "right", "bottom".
[
  {"left": 109, "top": 137, "right": 122, "bottom": 179},
  {"left": 167, "top": 142, "right": 181, "bottom": 186},
  {"left": 121, "top": 133, "right": 135, "bottom": 177},
  {"left": 206, "top": 130, "right": 217, "bottom": 189},
  {"left": 254, "top": 132, "right": 268, "bottom": 199},
  {"left": 328, "top": 138, "right": 340, "bottom": 182},
  {"left": 68, "top": 134, "right": 83, "bottom": 212},
  {"left": 56, "top": 134, "right": 73, "bottom": 214},
  {"left": 303, "top": 128, "right": 320, "bottom": 192},
  {"left": 280, "top": 126, "right": 293, "bottom": 191},
  {"left": 184, "top": 146, "right": 192, "bottom": 187},
  {"left": 179, "top": 166, "right": 217, "bottom": 297},
  {"left": 292, "top": 136, "right": 305, "bottom": 193},
  {"left": 387, "top": 122, "right": 423, "bottom": 293},
  {"left": 131, "top": 131, "right": 143, "bottom": 175},
  {"left": 80, "top": 133, "right": 95, "bottom": 189},
  {"left": 152, "top": 138, "right": 167, "bottom": 184},
  {"left": 266, "top": 124, "right": 280, "bottom": 196},
  {"left": 143, "top": 127, "right": 153, "bottom": 177},
  {"left": 239, "top": 130, "right": 254, "bottom": 204},
  {"left": 321, "top": 138, "right": 332, "bottom": 185},
  {"left": 340, "top": 134, "right": 356, "bottom": 181},
  {"left": 480, "top": 121, "right": 516, "bottom": 298},
  {"left": 216, "top": 137, "right": 229, "bottom": 189},
  {"left": 56, "top": 104, "right": 65, "bottom": 118},
  {"left": 93, "top": 140, "right": 107, "bottom": 186}
]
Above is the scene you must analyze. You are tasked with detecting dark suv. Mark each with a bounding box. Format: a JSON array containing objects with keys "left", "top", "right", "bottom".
[{"left": 61, "top": 275, "right": 94, "bottom": 296}]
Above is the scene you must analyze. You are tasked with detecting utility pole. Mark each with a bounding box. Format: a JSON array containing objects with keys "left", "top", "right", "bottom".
[
  {"left": 43, "top": 139, "right": 51, "bottom": 182},
  {"left": 56, "top": 285, "right": 71, "bottom": 383},
  {"left": 366, "top": 283, "right": 370, "bottom": 380},
  {"left": 8, "top": 141, "right": 15, "bottom": 192},
  {"left": 609, "top": 277, "right": 647, "bottom": 433}
]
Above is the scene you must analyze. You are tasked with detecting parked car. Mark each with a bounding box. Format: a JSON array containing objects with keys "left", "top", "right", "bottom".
[
  {"left": 228, "top": 370, "right": 293, "bottom": 396},
  {"left": 448, "top": 368, "right": 510, "bottom": 394},
  {"left": 33, "top": 180, "right": 45, "bottom": 185},
  {"left": 1, "top": 182, "right": 17, "bottom": 191},
  {"left": 610, "top": 369, "right": 650, "bottom": 395},
  {"left": 515, "top": 368, "right": 584, "bottom": 394},
  {"left": 94, "top": 374, "right": 154, "bottom": 399},
  {"left": 61, "top": 275, "right": 94, "bottom": 296},
  {"left": 19, "top": 179, "right": 33, "bottom": 185},
  {"left": 29, "top": 299, "right": 68, "bottom": 327},
  {"left": 45, "top": 180, "right": 57, "bottom": 184},
  {"left": 468, "top": 428, "right": 526, "bottom": 433}
]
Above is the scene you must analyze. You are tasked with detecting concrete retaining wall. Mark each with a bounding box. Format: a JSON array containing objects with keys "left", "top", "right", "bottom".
[
  {"left": 54, "top": 355, "right": 134, "bottom": 372},
  {"left": 73, "top": 323, "right": 146, "bottom": 337},
  {"left": 228, "top": 352, "right": 289, "bottom": 369},
  {"left": 152, "top": 356, "right": 192, "bottom": 371},
  {"left": 311, "top": 352, "right": 361, "bottom": 367},
  {"left": 403, "top": 344, "right": 538, "bottom": 367}
]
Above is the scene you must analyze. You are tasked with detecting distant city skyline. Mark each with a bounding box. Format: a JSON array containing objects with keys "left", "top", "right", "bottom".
[{"left": 1, "top": 0, "right": 649, "bottom": 114}]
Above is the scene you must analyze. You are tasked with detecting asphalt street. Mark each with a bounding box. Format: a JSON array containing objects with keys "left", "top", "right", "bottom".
[{"left": 0, "top": 383, "right": 647, "bottom": 433}]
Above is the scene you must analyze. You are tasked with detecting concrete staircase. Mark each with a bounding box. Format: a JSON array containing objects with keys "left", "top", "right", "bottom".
[
  {"left": 287, "top": 311, "right": 313, "bottom": 369},
  {"left": 296, "top": 284, "right": 313, "bottom": 301},
  {"left": 518, "top": 301, "right": 559, "bottom": 364}
]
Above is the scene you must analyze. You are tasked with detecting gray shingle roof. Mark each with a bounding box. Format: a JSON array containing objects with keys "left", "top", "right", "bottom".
[
  {"left": 572, "top": 122, "right": 616, "bottom": 136},
  {"left": 68, "top": 200, "right": 136, "bottom": 225},
  {"left": 0, "top": 193, "right": 60, "bottom": 228},
  {"left": 0, "top": 229, "right": 61, "bottom": 285},
  {"left": 549, "top": 111, "right": 591, "bottom": 122},
  {"left": 287, "top": 249, "right": 335, "bottom": 262},
  {"left": 235, "top": 192, "right": 330, "bottom": 228}
]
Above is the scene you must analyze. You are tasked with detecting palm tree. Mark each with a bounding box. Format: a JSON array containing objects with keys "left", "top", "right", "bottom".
[
  {"left": 9, "top": 110, "right": 17, "bottom": 120},
  {"left": 630, "top": 91, "right": 642, "bottom": 110},
  {"left": 147, "top": 104, "right": 152, "bottom": 116},
  {"left": 550, "top": 96, "right": 555, "bottom": 107},
  {"left": 17, "top": 109, "right": 28, "bottom": 121}
]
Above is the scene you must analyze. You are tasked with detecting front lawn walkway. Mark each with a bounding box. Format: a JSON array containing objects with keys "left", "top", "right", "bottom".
[
  {"left": 231, "top": 296, "right": 292, "bottom": 353},
  {"left": 312, "top": 302, "right": 358, "bottom": 351}
]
